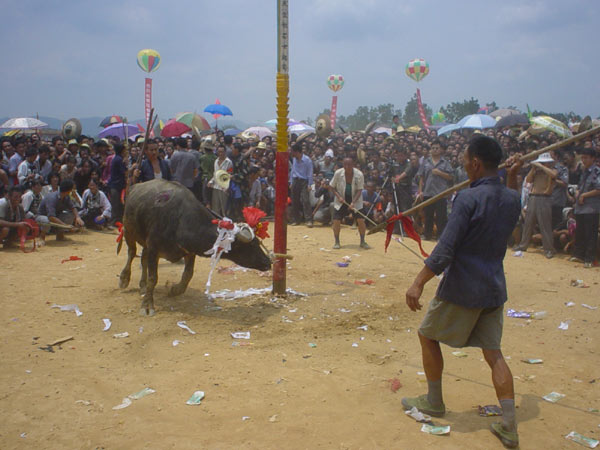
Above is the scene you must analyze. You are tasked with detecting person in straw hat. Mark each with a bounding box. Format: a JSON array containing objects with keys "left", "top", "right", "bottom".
[{"left": 514, "top": 152, "right": 557, "bottom": 258}]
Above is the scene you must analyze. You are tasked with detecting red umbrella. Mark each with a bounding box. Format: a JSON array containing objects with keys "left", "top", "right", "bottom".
[{"left": 160, "top": 119, "right": 191, "bottom": 137}]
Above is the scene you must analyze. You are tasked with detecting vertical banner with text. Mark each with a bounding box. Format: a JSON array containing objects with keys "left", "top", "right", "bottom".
[
  {"left": 330, "top": 95, "right": 338, "bottom": 130},
  {"left": 416, "top": 88, "right": 430, "bottom": 129},
  {"left": 144, "top": 78, "right": 152, "bottom": 129}
]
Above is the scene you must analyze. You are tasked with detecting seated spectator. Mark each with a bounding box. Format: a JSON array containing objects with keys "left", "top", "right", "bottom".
[
  {"left": 17, "top": 147, "right": 39, "bottom": 186},
  {"left": 21, "top": 179, "right": 50, "bottom": 243},
  {"left": 0, "top": 186, "right": 28, "bottom": 247},
  {"left": 80, "top": 179, "right": 112, "bottom": 229},
  {"left": 38, "top": 179, "right": 84, "bottom": 241}
]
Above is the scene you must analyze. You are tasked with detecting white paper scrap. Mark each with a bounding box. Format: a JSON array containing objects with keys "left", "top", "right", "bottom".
[
  {"left": 177, "top": 321, "right": 197, "bottom": 335},
  {"left": 102, "top": 318, "right": 112, "bottom": 331},
  {"left": 51, "top": 304, "right": 83, "bottom": 317},
  {"left": 112, "top": 398, "right": 132, "bottom": 410},
  {"left": 231, "top": 331, "right": 251, "bottom": 340}
]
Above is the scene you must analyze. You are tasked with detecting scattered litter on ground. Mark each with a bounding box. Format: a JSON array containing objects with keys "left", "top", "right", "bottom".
[
  {"left": 113, "top": 332, "right": 129, "bottom": 339},
  {"left": 354, "top": 279, "right": 375, "bottom": 285},
  {"left": 543, "top": 392, "right": 566, "bottom": 403},
  {"left": 129, "top": 387, "right": 155, "bottom": 400},
  {"left": 421, "top": 424, "right": 450, "bottom": 435},
  {"left": 319, "top": 247, "right": 331, "bottom": 252},
  {"left": 558, "top": 321, "right": 570, "bottom": 330},
  {"left": 571, "top": 279, "right": 589, "bottom": 288},
  {"left": 352, "top": 343, "right": 358, "bottom": 347},
  {"left": 208, "top": 287, "right": 306, "bottom": 301},
  {"left": 308, "top": 343, "right": 317, "bottom": 348},
  {"left": 522, "top": 358, "right": 543, "bottom": 364},
  {"left": 231, "top": 331, "right": 251, "bottom": 340},
  {"left": 336, "top": 262, "right": 349, "bottom": 268},
  {"left": 478, "top": 405, "right": 503, "bottom": 416},
  {"left": 177, "top": 321, "right": 196, "bottom": 335},
  {"left": 565, "top": 302, "right": 576, "bottom": 307},
  {"left": 582, "top": 304, "right": 597, "bottom": 310},
  {"left": 48, "top": 336, "right": 74, "bottom": 346},
  {"left": 565, "top": 431, "right": 599, "bottom": 448},
  {"left": 232, "top": 342, "right": 253, "bottom": 347},
  {"left": 342, "top": 256, "right": 352, "bottom": 263},
  {"left": 452, "top": 351, "right": 468, "bottom": 358},
  {"left": 242, "top": 416, "right": 250, "bottom": 421},
  {"left": 357, "top": 325, "right": 368, "bottom": 331},
  {"left": 51, "top": 304, "right": 82, "bottom": 317},
  {"left": 507, "top": 309, "right": 531, "bottom": 319},
  {"left": 339, "top": 308, "right": 351, "bottom": 313},
  {"left": 389, "top": 378, "right": 402, "bottom": 393},
  {"left": 172, "top": 340, "right": 183, "bottom": 346},
  {"left": 186, "top": 391, "right": 205, "bottom": 405},
  {"left": 405, "top": 406, "right": 432, "bottom": 422},
  {"left": 112, "top": 398, "right": 132, "bottom": 410},
  {"left": 61, "top": 255, "right": 83, "bottom": 264},
  {"left": 102, "top": 318, "right": 112, "bottom": 331},
  {"left": 269, "top": 414, "right": 278, "bottom": 422},
  {"left": 512, "top": 251, "right": 523, "bottom": 257},
  {"left": 138, "top": 327, "right": 143, "bottom": 333},
  {"left": 20, "top": 432, "right": 27, "bottom": 438}
]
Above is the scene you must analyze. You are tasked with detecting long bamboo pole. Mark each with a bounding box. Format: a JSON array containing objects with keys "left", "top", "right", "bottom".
[
  {"left": 273, "top": 0, "right": 290, "bottom": 295},
  {"left": 368, "top": 126, "right": 600, "bottom": 235}
]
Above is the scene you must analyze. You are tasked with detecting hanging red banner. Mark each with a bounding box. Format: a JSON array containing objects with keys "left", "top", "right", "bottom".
[
  {"left": 330, "top": 95, "right": 338, "bottom": 130},
  {"left": 416, "top": 88, "right": 430, "bottom": 129},
  {"left": 144, "top": 77, "right": 152, "bottom": 129}
]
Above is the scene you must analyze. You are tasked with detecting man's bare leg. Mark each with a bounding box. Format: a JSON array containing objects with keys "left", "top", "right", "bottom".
[{"left": 332, "top": 219, "right": 341, "bottom": 248}]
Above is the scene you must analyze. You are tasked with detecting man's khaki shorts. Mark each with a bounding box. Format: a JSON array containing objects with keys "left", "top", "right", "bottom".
[{"left": 419, "top": 297, "right": 504, "bottom": 349}]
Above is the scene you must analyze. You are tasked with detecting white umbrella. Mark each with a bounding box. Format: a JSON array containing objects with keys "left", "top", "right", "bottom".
[
  {"left": 1, "top": 117, "right": 48, "bottom": 129},
  {"left": 457, "top": 114, "right": 497, "bottom": 129},
  {"left": 489, "top": 108, "right": 521, "bottom": 119},
  {"left": 288, "top": 123, "right": 315, "bottom": 133},
  {"left": 437, "top": 123, "right": 460, "bottom": 135},
  {"left": 243, "top": 126, "right": 273, "bottom": 139},
  {"left": 265, "top": 118, "right": 297, "bottom": 129},
  {"left": 373, "top": 127, "right": 392, "bottom": 135}
]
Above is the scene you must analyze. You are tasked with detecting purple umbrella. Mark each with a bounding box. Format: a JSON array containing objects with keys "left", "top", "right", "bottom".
[{"left": 98, "top": 123, "right": 139, "bottom": 140}]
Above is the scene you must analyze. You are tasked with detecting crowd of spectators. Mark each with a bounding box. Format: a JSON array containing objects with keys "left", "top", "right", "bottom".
[{"left": 0, "top": 121, "right": 599, "bottom": 266}]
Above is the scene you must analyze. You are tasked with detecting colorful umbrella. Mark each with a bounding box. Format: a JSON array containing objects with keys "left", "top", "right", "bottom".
[
  {"left": 373, "top": 127, "right": 392, "bottom": 135},
  {"left": 99, "top": 115, "right": 124, "bottom": 128},
  {"left": 98, "top": 123, "right": 139, "bottom": 140},
  {"left": 204, "top": 103, "right": 233, "bottom": 116},
  {"left": 265, "top": 118, "right": 297, "bottom": 128},
  {"left": 243, "top": 127, "right": 273, "bottom": 139},
  {"left": 224, "top": 128, "right": 242, "bottom": 136},
  {"left": 174, "top": 112, "right": 211, "bottom": 131},
  {"left": 1, "top": 117, "right": 47, "bottom": 129},
  {"left": 530, "top": 116, "right": 572, "bottom": 139},
  {"left": 160, "top": 119, "right": 191, "bottom": 138},
  {"left": 457, "top": 114, "right": 497, "bottom": 129}
]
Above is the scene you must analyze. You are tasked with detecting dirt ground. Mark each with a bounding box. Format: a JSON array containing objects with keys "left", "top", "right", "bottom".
[{"left": 1, "top": 224, "right": 599, "bottom": 449}]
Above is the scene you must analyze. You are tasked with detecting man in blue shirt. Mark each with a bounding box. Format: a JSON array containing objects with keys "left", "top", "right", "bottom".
[
  {"left": 290, "top": 143, "right": 314, "bottom": 227},
  {"left": 402, "top": 136, "right": 522, "bottom": 448}
]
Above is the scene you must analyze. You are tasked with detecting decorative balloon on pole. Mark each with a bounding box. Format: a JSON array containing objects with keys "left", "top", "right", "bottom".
[
  {"left": 137, "top": 49, "right": 161, "bottom": 129},
  {"left": 405, "top": 58, "right": 430, "bottom": 129},
  {"left": 327, "top": 74, "right": 344, "bottom": 130}
]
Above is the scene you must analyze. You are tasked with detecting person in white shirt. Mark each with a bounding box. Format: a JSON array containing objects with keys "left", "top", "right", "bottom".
[
  {"left": 80, "top": 179, "right": 112, "bottom": 228},
  {"left": 209, "top": 145, "right": 232, "bottom": 216}
]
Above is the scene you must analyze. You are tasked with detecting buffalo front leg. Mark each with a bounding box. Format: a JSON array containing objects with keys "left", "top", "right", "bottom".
[
  {"left": 139, "top": 247, "right": 148, "bottom": 295},
  {"left": 119, "top": 235, "right": 136, "bottom": 289},
  {"left": 168, "top": 254, "right": 195, "bottom": 297},
  {"left": 140, "top": 249, "right": 159, "bottom": 316}
]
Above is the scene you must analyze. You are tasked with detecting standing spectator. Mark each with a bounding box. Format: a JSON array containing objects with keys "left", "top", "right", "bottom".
[
  {"left": 248, "top": 166, "right": 262, "bottom": 208},
  {"left": 570, "top": 148, "right": 600, "bottom": 268},
  {"left": 133, "top": 139, "right": 171, "bottom": 183},
  {"left": 394, "top": 148, "right": 420, "bottom": 212},
  {"left": 515, "top": 153, "right": 557, "bottom": 258},
  {"left": 169, "top": 137, "right": 199, "bottom": 190},
  {"left": 229, "top": 144, "right": 250, "bottom": 221},
  {"left": 210, "top": 145, "right": 232, "bottom": 216},
  {"left": 417, "top": 140, "right": 454, "bottom": 240},
  {"left": 290, "top": 143, "right": 314, "bottom": 227},
  {"left": 107, "top": 143, "right": 128, "bottom": 225},
  {"left": 329, "top": 157, "right": 370, "bottom": 249},
  {"left": 551, "top": 150, "right": 569, "bottom": 229},
  {"left": 199, "top": 140, "right": 217, "bottom": 208}
]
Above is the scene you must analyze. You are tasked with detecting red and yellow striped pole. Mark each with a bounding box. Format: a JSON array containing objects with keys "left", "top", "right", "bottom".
[{"left": 273, "top": 0, "right": 290, "bottom": 295}]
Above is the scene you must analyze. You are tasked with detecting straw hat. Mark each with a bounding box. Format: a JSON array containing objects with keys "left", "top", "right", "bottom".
[
  {"left": 533, "top": 152, "right": 554, "bottom": 163},
  {"left": 214, "top": 169, "right": 231, "bottom": 189}
]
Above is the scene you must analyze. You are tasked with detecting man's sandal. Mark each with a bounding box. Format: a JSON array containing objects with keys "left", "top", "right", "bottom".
[{"left": 490, "top": 422, "right": 519, "bottom": 448}]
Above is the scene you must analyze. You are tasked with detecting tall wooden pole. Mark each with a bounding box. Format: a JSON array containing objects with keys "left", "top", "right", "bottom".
[{"left": 273, "top": 0, "right": 290, "bottom": 295}]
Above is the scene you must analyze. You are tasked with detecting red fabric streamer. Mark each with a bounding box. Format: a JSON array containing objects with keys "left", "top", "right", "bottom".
[
  {"left": 18, "top": 218, "right": 39, "bottom": 253},
  {"left": 115, "top": 221, "right": 124, "bottom": 243},
  {"left": 212, "top": 219, "right": 234, "bottom": 230},
  {"left": 385, "top": 213, "right": 429, "bottom": 257},
  {"left": 61, "top": 255, "right": 83, "bottom": 264}
]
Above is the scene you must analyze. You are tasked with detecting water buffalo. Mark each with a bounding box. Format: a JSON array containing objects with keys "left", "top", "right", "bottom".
[{"left": 118, "top": 179, "right": 271, "bottom": 315}]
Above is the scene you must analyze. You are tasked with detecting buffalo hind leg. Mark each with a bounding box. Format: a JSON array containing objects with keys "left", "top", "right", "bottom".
[
  {"left": 140, "top": 249, "right": 159, "bottom": 316},
  {"left": 119, "top": 234, "right": 137, "bottom": 289},
  {"left": 139, "top": 247, "right": 148, "bottom": 295},
  {"left": 168, "top": 254, "right": 195, "bottom": 297}
]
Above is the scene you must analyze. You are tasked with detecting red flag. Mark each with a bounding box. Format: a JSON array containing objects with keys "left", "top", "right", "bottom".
[{"left": 385, "top": 213, "right": 429, "bottom": 257}]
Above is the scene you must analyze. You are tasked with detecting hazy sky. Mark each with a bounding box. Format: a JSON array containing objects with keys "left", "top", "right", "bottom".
[{"left": 2, "top": 0, "right": 598, "bottom": 124}]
